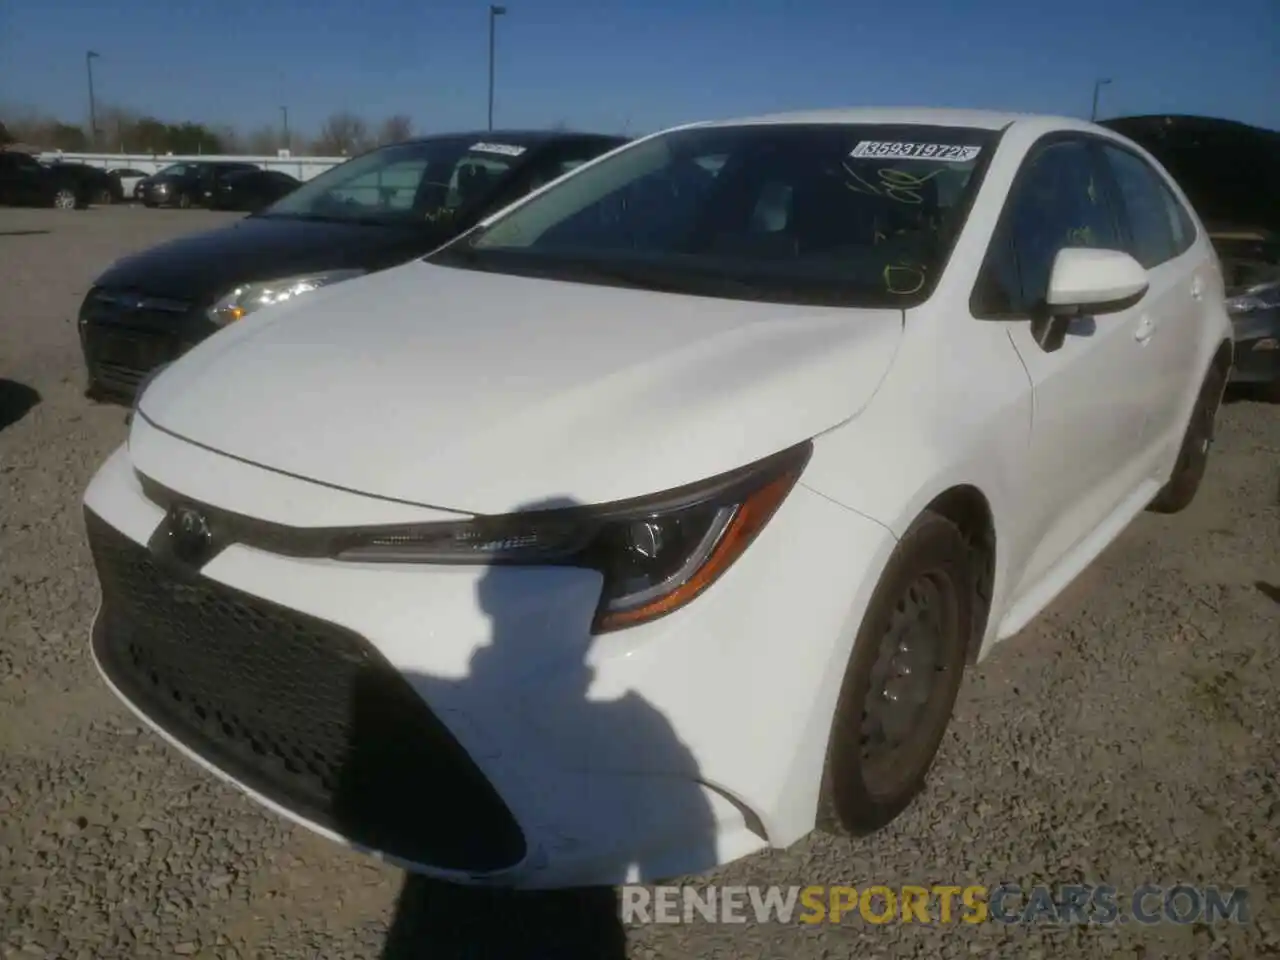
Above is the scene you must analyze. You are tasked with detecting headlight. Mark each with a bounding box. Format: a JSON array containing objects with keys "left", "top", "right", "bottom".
[
  {"left": 1225, "top": 280, "right": 1280, "bottom": 315},
  {"left": 333, "top": 442, "right": 812, "bottom": 632},
  {"left": 206, "top": 270, "right": 365, "bottom": 326}
]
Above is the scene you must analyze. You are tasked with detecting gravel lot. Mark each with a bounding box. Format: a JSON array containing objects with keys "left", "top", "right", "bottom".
[{"left": 1, "top": 204, "right": 1278, "bottom": 959}]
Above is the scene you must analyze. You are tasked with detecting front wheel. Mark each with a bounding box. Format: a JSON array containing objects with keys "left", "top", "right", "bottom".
[
  {"left": 1148, "top": 364, "right": 1225, "bottom": 514},
  {"left": 52, "top": 187, "right": 77, "bottom": 210},
  {"left": 817, "top": 510, "right": 972, "bottom": 836}
]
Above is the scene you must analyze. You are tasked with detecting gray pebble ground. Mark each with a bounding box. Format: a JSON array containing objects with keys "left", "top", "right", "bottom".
[{"left": 1, "top": 205, "right": 1277, "bottom": 959}]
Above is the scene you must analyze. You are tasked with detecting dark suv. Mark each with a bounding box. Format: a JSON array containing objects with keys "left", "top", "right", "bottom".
[{"left": 139, "top": 161, "right": 260, "bottom": 209}]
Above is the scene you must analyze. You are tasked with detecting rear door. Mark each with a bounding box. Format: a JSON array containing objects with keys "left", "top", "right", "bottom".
[
  {"left": 973, "top": 135, "right": 1163, "bottom": 595},
  {"left": 1094, "top": 140, "right": 1206, "bottom": 456}
]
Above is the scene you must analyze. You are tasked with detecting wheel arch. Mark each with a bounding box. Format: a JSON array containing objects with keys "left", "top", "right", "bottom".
[{"left": 919, "top": 485, "right": 997, "bottom": 665}]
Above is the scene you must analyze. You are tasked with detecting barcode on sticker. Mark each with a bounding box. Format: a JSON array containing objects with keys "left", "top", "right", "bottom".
[
  {"left": 850, "top": 141, "right": 981, "bottom": 162},
  {"left": 470, "top": 142, "right": 527, "bottom": 156}
]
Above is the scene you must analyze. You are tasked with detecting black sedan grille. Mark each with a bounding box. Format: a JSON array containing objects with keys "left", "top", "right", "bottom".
[
  {"left": 86, "top": 509, "right": 527, "bottom": 872},
  {"left": 80, "top": 288, "right": 198, "bottom": 398}
]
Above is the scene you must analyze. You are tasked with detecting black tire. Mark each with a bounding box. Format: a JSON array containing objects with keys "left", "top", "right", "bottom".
[
  {"left": 1148, "top": 363, "right": 1226, "bottom": 514},
  {"left": 817, "top": 510, "right": 973, "bottom": 836},
  {"left": 51, "top": 187, "right": 78, "bottom": 211}
]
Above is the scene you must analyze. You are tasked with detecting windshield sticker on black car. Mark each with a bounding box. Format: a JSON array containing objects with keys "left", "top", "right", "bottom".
[
  {"left": 469, "top": 142, "right": 527, "bottom": 157},
  {"left": 850, "top": 141, "right": 981, "bottom": 162}
]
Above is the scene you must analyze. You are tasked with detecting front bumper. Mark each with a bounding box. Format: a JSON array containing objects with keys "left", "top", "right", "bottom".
[
  {"left": 1229, "top": 308, "right": 1280, "bottom": 385},
  {"left": 78, "top": 288, "right": 216, "bottom": 401},
  {"left": 82, "top": 432, "right": 897, "bottom": 889}
]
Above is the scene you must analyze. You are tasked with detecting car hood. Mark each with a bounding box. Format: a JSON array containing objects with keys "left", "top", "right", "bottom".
[
  {"left": 93, "top": 214, "right": 452, "bottom": 304},
  {"left": 137, "top": 261, "right": 903, "bottom": 514}
]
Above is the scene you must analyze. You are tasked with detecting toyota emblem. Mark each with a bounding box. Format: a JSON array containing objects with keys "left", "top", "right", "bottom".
[{"left": 169, "top": 504, "right": 212, "bottom": 563}]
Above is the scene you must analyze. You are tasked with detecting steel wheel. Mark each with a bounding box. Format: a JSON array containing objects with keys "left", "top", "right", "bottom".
[
  {"left": 818, "top": 510, "right": 973, "bottom": 836},
  {"left": 177, "top": 192, "right": 191, "bottom": 209},
  {"left": 53, "top": 188, "right": 77, "bottom": 210},
  {"left": 858, "top": 571, "right": 957, "bottom": 801}
]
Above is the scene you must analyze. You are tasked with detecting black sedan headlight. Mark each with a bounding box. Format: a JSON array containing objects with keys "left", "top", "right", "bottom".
[
  {"left": 333, "top": 442, "right": 812, "bottom": 632},
  {"left": 1225, "top": 279, "right": 1280, "bottom": 317}
]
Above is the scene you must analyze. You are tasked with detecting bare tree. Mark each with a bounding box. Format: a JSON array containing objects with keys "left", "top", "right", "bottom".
[
  {"left": 215, "top": 124, "right": 245, "bottom": 155},
  {"left": 376, "top": 114, "right": 413, "bottom": 145},
  {"left": 246, "top": 125, "right": 281, "bottom": 155},
  {"left": 312, "top": 111, "right": 371, "bottom": 156},
  {"left": 98, "top": 104, "right": 143, "bottom": 152}
]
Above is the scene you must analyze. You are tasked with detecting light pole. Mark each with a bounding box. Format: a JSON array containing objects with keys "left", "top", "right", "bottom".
[
  {"left": 280, "top": 106, "right": 289, "bottom": 151},
  {"left": 1090, "top": 77, "right": 1111, "bottom": 122},
  {"left": 86, "top": 51, "right": 100, "bottom": 150},
  {"left": 488, "top": 4, "right": 506, "bottom": 131}
]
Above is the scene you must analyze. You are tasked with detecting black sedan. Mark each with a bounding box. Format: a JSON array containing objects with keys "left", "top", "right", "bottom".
[
  {"left": 139, "top": 161, "right": 261, "bottom": 209},
  {"left": 204, "top": 168, "right": 301, "bottom": 212},
  {"left": 1101, "top": 114, "right": 1280, "bottom": 398},
  {"left": 0, "top": 151, "right": 117, "bottom": 209},
  {"left": 79, "top": 129, "right": 628, "bottom": 401}
]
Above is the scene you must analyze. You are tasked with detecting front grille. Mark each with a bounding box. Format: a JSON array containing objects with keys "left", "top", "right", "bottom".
[
  {"left": 80, "top": 289, "right": 200, "bottom": 397},
  {"left": 86, "top": 509, "right": 527, "bottom": 872}
]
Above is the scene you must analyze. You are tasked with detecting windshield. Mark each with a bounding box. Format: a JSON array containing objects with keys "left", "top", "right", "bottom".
[
  {"left": 154, "top": 164, "right": 188, "bottom": 177},
  {"left": 427, "top": 123, "right": 996, "bottom": 307},
  {"left": 257, "top": 137, "right": 534, "bottom": 225}
]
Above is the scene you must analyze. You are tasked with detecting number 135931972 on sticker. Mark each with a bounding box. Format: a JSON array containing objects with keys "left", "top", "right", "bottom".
[{"left": 850, "top": 141, "right": 981, "bottom": 162}]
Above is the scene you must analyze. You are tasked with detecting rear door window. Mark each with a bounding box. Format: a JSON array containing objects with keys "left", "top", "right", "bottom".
[{"left": 1098, "top": 144, "right": 1187, "bottom": 266}]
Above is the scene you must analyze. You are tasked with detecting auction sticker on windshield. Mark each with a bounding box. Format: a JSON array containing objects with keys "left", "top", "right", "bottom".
[
  {"left": 850, "top": 141, "right": 981, "bottom": 162},
  {"left": 470, "top": 142, "right": 527, "bottom": 156}
]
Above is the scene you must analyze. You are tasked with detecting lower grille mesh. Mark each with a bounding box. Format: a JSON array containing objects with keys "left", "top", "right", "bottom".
[{"left": 86, "top": 509, "right": 526, "bottom": 872}]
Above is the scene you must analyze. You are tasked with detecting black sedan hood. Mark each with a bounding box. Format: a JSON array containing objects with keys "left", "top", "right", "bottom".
[{"left": 93, "top": 214, "right": 454, "bottom": 303}]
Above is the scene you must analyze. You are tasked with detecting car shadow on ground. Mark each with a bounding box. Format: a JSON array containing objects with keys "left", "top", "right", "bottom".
[
  {"left": 1254, "top": 582, "right": 1280, "bottom": 606},
  {"left": 331, "top": 497, "right": 719, "bottom": 959},
  {"left": 0, "top": 379, "right": 40, "bottom": 430},
  {"left": 0, "top": 229, "right": 51, "bottom": 236}
]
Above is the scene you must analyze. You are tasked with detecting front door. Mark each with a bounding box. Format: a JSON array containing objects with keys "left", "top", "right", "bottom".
[{"left": 977, "top": 136, "right": 1165, "bottom": 597}]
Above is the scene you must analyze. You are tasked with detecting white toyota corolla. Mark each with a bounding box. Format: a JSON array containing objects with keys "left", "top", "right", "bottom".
[{"left": 83, "top": 107, "right": 1233, "bottom": 889}]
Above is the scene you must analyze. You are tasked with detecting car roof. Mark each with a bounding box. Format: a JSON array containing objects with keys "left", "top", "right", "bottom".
[
  {"left": 394, "top": 129, "right": 628, "bottom": 148},
  {"left": 688, "top": 106, "right": 1050, "bottom": 132}
]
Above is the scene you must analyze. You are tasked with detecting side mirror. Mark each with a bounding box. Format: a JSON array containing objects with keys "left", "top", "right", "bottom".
[{"left": 1046, "top": 247, "right": 1148, "bottom": 316}]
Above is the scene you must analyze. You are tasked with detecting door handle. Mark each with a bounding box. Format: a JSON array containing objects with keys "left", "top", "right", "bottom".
[{"left": 1134, "top": 315, "right": 1156, "bottom": 344}]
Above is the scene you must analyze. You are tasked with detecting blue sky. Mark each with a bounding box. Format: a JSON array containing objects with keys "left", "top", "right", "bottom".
[{"left": 1, "top": 0, "right": 1276, "bottom": 140}]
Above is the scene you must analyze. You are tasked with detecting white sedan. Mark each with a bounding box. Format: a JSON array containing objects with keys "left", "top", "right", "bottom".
[{"left": 83, "top": 107, "right": 1233, "bottom": 889}]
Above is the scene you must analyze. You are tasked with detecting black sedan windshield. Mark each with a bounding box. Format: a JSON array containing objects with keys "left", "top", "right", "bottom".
[
  {"left": 429, "top": 123, "right": 996, "bottom": 307},
  {"left": 258, "top": 136, "right": 534, "bottom": 226}
]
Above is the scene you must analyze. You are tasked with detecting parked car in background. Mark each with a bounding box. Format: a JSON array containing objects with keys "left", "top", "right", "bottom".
[
  {"left": 1100, "top": 114, "right": 1280, "bottom": 397},
  {"left": 79, "top": 129, "right": 628, "bottom": 399},
  {"left": 204, "top": 168, "right": 301, "bottom": 212},
  {"left": 83, "top": 108, "right": 1233, "bottom": 888},
  {"left": 0, "top": 151, "right": 99, "bottom": 209},
  {"left": 109, "top": 167, "right": 151, "bottom": 200},
  {"left": 139, "top": 161, "right": 260, "bottom": 209},
  {"left": 44, "top": 160, "right": 123, "bottom": 205}
]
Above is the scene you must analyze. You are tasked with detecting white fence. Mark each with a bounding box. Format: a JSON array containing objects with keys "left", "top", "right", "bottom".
[{"left": 33, "top": 151, "right": 347, "bottom": 182}]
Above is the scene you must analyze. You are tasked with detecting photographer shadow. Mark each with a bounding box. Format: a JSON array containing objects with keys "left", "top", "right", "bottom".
[{"left": 333, "top": 497, "right": 720, "bottom": 959}]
